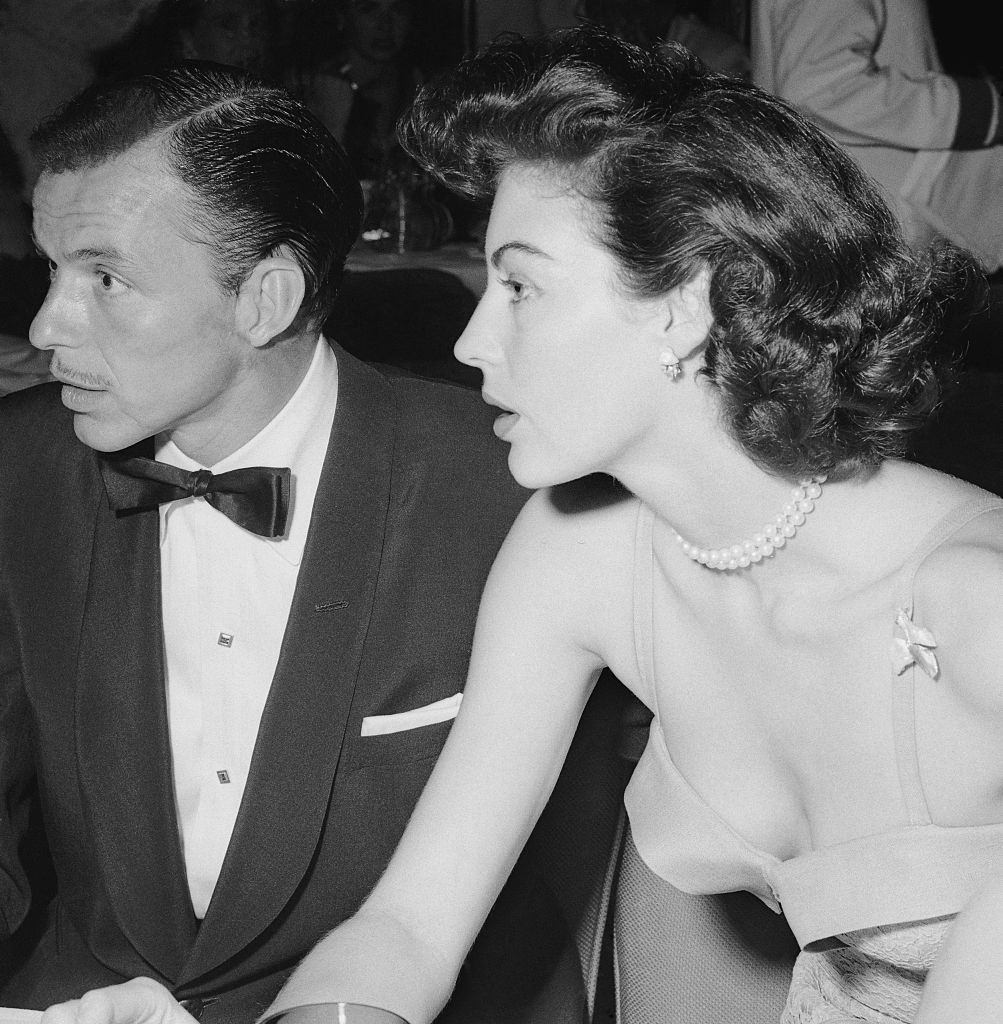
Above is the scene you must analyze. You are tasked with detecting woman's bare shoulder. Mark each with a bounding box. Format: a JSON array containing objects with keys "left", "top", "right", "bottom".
[
  {"left": 486, "top": 477, "right": 642, "bottom": 640},
  {"left": 912, "top": 494, "right": 1003, "bottom": 714},
  {"left": 503, "top": 476, "right": 642, "bottom": 565}
]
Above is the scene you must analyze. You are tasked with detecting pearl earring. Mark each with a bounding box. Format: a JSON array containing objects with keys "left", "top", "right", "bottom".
[{"left": 659, "top": 349, "right": 681, "bottom": 379}]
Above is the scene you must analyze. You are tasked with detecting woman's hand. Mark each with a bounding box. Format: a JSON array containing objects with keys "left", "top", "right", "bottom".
[{"left": 42, "top": 979, "right": 198, "bottom": 1024}]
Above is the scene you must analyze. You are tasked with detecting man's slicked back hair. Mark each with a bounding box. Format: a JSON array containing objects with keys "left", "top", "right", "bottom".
[{"left": 31, "top": 61, "right": 362, "bottom": 332}]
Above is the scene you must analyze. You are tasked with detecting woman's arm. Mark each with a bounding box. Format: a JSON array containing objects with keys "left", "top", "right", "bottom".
[
  {"left": 265, "top": 487, "right": 627, "bottom": 1023},
  {"left": 916, "top": 874, "right": 1003, "bottom": 1023},
  {"left": 914, "top": 508, "right": 1003, "bottom": 1021}
]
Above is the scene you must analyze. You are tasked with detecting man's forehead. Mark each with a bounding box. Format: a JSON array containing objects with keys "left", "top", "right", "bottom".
[{"left": 33, "top": 142, "right": 192, "bottom": 243}]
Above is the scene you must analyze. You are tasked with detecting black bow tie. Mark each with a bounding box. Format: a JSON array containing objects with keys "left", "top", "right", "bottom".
[{"left": 100, "top": 456, "right": 291, "bottom": 538}]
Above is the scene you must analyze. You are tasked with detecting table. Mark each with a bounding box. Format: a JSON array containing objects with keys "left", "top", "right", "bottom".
[
  {"left": 345, "top": 241, "right": 488, "bottom": 296},
  {"left": 331, "top": 240, "right": 486, "bottom": 386},
  {"left": 0, "top": 1009, "right": 41, "bottom": 1024}
]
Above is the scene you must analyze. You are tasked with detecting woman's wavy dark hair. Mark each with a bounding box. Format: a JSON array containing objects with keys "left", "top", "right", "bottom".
[{"left": 399, "top": 27, "right": 984, "bottom": 480}]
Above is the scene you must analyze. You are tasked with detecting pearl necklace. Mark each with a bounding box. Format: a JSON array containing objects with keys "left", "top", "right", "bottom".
[{"left": 673, "top": 475, "right": 827, "bottom": 571}]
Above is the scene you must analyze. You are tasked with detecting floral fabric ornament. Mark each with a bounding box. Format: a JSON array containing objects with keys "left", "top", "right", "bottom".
[{"left": 891, "top": 606, "right": 939, "bottom": 680}]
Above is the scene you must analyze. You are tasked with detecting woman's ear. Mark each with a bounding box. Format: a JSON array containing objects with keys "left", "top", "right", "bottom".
[
  {"left": 235, "top": 248, "right": 308, "bottom": 347},
  {"left": 661, "top": 267, "right": 713, "bottom": 359}
]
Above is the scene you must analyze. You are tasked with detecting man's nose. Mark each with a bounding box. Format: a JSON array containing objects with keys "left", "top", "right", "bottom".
[{"left": 29, "top": 281, "right": 76, "bottom": 352}]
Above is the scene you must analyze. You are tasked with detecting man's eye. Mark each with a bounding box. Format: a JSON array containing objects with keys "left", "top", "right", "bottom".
[{"left": 97, "top": 271, "right": 121, "bottom": 292}]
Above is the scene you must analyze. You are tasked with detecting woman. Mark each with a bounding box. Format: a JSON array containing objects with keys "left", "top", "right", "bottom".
[{"left": 45, "top": 27, "right": 1003, "bottom": 1024}]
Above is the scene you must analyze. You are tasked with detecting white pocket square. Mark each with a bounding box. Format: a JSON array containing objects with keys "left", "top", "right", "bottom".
[{"left": 360, "top": 692, "right": 463, "bottom": 736}]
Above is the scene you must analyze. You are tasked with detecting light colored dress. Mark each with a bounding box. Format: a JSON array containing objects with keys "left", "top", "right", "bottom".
[{"left": 624, "top": 493, "right": 1003, "bottom": 1022}]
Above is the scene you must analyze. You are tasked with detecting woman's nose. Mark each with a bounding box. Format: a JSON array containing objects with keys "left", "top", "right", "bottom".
[{"left": 453, "top": 297, "right": 495, "bottom": 368}]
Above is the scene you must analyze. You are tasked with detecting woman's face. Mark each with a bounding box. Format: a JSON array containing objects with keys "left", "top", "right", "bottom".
[
  {"left": 343, "top": 0, "right": 413, "bottom": 64},
  {"left": 455, "top": 163, "right": 671, "bottom": 490}
]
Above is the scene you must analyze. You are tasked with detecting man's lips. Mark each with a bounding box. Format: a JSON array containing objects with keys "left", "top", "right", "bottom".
[
  {"left": 58, "top": 383, "right": 105, "bottom": 412},
  {"left": 51, "top": 365, "right": 108, "bottom": 411},
  {"left": 55, "top": 376, "right": 102, "bottom": 391},
  {"left": 51, "top": 362, "right": 106, "bottom": 390}
]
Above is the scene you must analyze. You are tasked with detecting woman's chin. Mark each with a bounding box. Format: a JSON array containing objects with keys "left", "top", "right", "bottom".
[{"left": 506, "top": 449, "right": 581, "bottom": 492}]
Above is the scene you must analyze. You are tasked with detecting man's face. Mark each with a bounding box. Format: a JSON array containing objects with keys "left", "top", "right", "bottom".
[{"left": 30, "top": 140, "right": 253, "bottom": 461}]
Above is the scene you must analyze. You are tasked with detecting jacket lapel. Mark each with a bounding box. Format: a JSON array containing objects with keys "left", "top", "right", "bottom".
[
  {"left": 182, "top": 349, "right": 398, "bottom": 981},
  {"left": 76, "top": 449, "right": 197, "bottom": 980}
]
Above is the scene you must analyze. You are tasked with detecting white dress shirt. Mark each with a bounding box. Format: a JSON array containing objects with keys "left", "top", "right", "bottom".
[{"left": 157, "top": 338, "right": 338, "bottom": 918}]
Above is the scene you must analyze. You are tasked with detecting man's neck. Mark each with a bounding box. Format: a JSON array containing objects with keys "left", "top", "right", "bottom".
[{"left": 169, "top": 333, "right": 321, "bottom": 467}]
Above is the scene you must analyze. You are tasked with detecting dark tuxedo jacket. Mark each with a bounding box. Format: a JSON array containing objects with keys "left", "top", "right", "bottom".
[{"left": 0, "top": 344, "right": 628, "bottom": 1024}]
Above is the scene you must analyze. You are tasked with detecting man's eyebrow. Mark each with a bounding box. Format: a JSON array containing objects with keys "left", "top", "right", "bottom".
[
  {"left": 489, "top": 241, "right": 552, "bottom": 268},
  {"left": 69, "top": 245, "right": 131, "bottom": 263},
  {"left": 31, "top": 234, "right": 130, "bottom": 265}
]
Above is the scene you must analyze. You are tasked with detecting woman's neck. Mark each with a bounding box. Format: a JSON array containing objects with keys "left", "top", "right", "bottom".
[{"left": 609, "top": 377, "right": 856, "bottom": 585}]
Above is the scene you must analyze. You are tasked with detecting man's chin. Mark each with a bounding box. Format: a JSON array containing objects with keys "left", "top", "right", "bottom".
[{"left": 72, "top": 416, "right": 145, "bottom": 455}]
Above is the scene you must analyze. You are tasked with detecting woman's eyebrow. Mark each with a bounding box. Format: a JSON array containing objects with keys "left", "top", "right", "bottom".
[{"left": 490, "top": 241, "right": 552, "bottom": 268}]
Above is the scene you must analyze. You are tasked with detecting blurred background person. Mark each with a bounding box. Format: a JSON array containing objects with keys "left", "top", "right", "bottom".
[
  {"left": 96, "top": 0, "right": 283, "bottom": 83},
  {"left": 0, "top": 0, "right": 161, "bottom": 214},
  {"left": 576, "top": 0, "right": 751, "bottom": 77},
  {"left": 0, "top": 0, "right": 159, "bottom": 389},
  {"left": 289, "top": 0, "right": 422, "bottom": 181},
  {"left": 752, "top": 0, "right": 1003, "bottom": 272}
]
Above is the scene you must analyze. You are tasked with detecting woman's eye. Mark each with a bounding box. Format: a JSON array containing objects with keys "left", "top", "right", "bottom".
[
  {"left": 502, "top": 277, "right": 528, "bottom": 303},
  {"left": 47, "top": 260, "right": 57, "bottom": 280}
]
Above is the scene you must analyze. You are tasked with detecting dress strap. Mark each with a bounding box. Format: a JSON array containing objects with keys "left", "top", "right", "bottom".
[
  {"left": 900, "top": 492, "right": 1003, "bottom": 594},
  {"left": 892, "top": 657, "right": 932, "bottom": 825},
  {"left": 631, "top": 500, "right": 658, "bottom": 715},
  {"left": 891, "top": 493, "right": 1003, "bottom": 825}
]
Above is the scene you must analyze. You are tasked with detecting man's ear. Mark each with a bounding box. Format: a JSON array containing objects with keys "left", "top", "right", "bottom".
[
  {"left": 658, "top": 267, "right": 714, "bottom": 359},
  {"left": 235, "top": 249, "right": 307, "bottom": 347}
]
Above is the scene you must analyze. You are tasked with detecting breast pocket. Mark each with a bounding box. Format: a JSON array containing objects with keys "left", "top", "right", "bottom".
[{"left": 347, "top": 693, "right": 463, "bottom": 768}]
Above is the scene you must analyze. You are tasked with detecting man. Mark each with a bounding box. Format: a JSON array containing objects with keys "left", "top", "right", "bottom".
[{"left": 0, "top": 63, "right": 626, "bottom": 1023}]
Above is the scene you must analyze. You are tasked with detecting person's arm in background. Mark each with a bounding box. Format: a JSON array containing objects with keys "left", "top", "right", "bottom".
[
  {"left": 0, "top": 510, "right": 44, "bottom": 973},
  {"left": 753, "top": 0, "right": 1001, "bottom": 151}
]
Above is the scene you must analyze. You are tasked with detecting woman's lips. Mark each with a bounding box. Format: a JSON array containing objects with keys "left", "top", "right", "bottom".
[
  {"left": 492, "top": 410, "right": 519, "bottom": 439},
  {"left": 482, "top": 391, "right": 519, "bottom": 439}
]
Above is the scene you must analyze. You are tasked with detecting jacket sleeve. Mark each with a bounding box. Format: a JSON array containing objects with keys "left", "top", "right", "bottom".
[
  {"left": 759, "top": 0, "right": 1000, "bottom": 151},
  {"left": 0, "top": 599, "right": 36, "bottom": 945}
]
